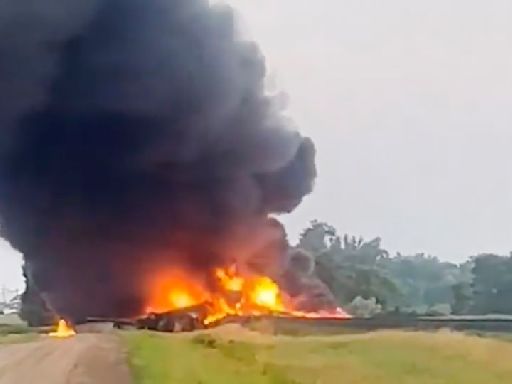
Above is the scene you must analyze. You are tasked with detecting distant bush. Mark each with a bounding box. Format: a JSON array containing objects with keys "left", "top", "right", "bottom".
[
  {"left": 347, "top": 296, "right": 382, "bottom": 318},
  {"left": 0, "top": 324, "right": 32, "bottom": 335},
  {"left": 425, "top": 304, "right": 451, "bottom": 316},
  {"left": 0, "top": 313, "right": 25, "bottom": 326}
]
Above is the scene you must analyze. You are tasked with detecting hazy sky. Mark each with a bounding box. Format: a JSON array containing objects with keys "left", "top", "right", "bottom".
[
  {"left": 1, "top": 0, "right": 512, "bottom": 290},
  {"left": 224, "top": 0, "right": 512, "bottom": 260}
]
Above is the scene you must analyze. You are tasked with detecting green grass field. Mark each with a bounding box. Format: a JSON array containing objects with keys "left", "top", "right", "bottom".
[
  {"left": 0, "top": 315, "right": 37, "bottom": 344},
  {"left": 123, "top": 326, "right": 512, "bottom": 384},
  {"left": 0, "top": 333, "right": 37, "bottom": 345}
]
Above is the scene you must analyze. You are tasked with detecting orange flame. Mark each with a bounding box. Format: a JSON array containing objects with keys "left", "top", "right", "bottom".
[
  {"left": 215, "top": 266, "right": 244, "bottom": 292},
  {"left": 168, "top": 290, "right": 197, "bottom": 309},
  {"left": 145, "top": 270, "right": 207, "bottom": 313},
  {"left": 146, "top": 265, "right": 350, "bottom": 326},
  {"left": 245, "top": 276, "right": 284, "bottom": 311},
  {"left": 49, "top": 319, "right": 76, "bottom": 338}
]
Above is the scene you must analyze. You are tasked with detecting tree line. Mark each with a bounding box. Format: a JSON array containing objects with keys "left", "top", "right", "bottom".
[
  {"left": 19, "top": 219, "right": 512, "bottom": 325},
  {"left": 294, "top": 220, "right": 511, "bottom": 316}
]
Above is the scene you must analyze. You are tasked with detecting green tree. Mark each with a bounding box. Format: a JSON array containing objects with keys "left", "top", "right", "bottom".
[
  {"left": 298, "top": 221, "right": 399, "bottom": 308},
  {"left": 378, "top": 253, "right": 464, "bottom": 310},
  {"left": 451, "top": 282, "right": 472, "bottom": 315},
  {"left": 471, "top": 254, "right": 512, "bottom": 314},
  {"left": 298, "top": 220, "right": 338, "bottom": 254}
]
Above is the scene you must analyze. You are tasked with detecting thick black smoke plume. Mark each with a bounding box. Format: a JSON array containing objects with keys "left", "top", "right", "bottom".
[{"left": 0, "top": 0, "right": 317, "bottom": 320}]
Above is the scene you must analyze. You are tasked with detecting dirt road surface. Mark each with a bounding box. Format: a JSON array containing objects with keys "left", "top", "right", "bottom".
[{"left": 0, "top": 334, "right": 132, "bottom": 384}]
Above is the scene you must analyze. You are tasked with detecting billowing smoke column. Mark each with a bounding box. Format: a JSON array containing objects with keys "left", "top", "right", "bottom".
[{"left": 0, "top": 0, "right": 323, "bottom": 319}]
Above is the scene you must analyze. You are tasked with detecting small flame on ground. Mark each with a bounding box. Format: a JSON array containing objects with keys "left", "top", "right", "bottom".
[{"left": 49, "top": 319, "right": 76, "bottom": 338}]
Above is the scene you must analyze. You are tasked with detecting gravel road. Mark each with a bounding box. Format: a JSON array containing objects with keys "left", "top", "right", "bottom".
[{"left": 0, "top": 334, "right": 132, "bottom": 384}]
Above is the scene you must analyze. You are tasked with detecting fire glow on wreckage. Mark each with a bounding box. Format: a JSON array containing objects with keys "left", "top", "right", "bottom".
[{"left": 145, "top": 265, "right": 350, "bottom": 325}]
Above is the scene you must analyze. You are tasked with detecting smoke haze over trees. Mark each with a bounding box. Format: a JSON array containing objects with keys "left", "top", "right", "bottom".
[{"left": 296, "top": 220, "right": 512, "bottom": 317}]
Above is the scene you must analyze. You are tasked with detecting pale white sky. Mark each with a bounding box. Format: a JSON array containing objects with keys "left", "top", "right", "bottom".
[
  {"left": 224, "top": 0, "right": 512, "bottom": 260},
  {"left": 2, "top": 0, "right": 512, "bottom": 290},
  {"left": 0, "top": 239, "right": 23, "bottom": 292}
]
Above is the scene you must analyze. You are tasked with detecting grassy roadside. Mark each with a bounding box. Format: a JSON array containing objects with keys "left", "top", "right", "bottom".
[
  {"left": 122, "top": 327, "right": 512, "bottom": 384},
  {"left": 0, "top": 324, "right": 32, "bottom": 335},
  {"left": 0, "top": 327, "right": 38, "bottom": 345},
  {"left": 0, "top": 334, "right": 38, "bottom": 345},
  {"left": 0, "top": 321, "right": 38, "bottom": 345}
]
